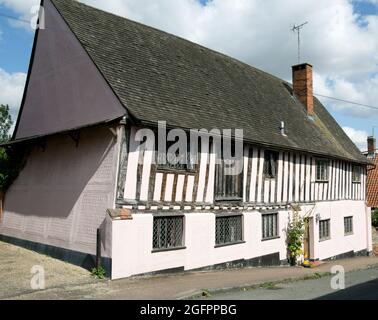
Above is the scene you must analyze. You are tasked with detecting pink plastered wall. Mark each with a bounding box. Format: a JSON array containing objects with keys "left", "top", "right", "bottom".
[
  {"left": 303, "top": 200, "right": 371, "bottom": 261},
  {"left": 111, "top": 211, "right": 289, "bottom": 279},
  {"left": 0, "top": 126, "right": 119, "bottom": 257}
]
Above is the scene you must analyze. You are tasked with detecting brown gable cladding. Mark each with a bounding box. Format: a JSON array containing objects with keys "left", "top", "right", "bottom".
[
  {"left": 13, "top": 0, "right": 367, "bottom": 164},
  {"left": 367, "top": 155, "right": 378, "bottom": 207}
]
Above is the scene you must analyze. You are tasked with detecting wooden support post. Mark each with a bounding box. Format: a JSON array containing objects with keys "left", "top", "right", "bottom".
[{"left": 96, "top": 228, "right": 101, "bottom": 269}]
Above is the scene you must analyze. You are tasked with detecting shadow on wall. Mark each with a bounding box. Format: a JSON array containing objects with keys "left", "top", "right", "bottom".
[{"left": 4, "top": 126, "right": 115, "bottom": 219}]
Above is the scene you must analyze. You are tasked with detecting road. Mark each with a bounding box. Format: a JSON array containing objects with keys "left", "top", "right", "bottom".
[
  {"left": 202, "top": 267, "right": 378, "bottom": 300},
  {"left": 1, "top": 240, "right": 378, "bottom": 300}
]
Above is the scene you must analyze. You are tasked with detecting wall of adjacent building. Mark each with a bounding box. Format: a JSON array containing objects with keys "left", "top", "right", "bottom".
[{"left": 0, "top": 126, "right": 119, "bottom": 258}]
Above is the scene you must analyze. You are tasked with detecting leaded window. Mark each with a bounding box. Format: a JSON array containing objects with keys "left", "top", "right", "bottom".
[
  {"left": 344, "top": 216, "right": 353, "bottom": 235},
  {"left": 352, "top": 165, "right": 361, "bottom": 183},
  {"left": 214, "top": 141, "right": 243, "bottom": 200},
  {"left": 262, "top": 213, "right": 279, "bottom": 240},
  {"left": 319, "top": 219, "right": 330, "bottom": 241},
  {"left": 263, "top": 151, "right": 279, "bottom": 179},
  {"left": 215, "top": 215, "right": 243, "bottom": 246},
  {"left": 153, "top": 216, "right": 184, "bottom": 250},
  {"left": 156, "top": 134, "right": 197, "bottom": 171},
  {"left": 316, "top": 159, "right": 329, "bottom": 182}
]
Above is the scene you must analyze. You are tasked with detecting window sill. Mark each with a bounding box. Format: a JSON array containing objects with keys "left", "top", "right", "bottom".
[
  {"left": 319, "top": 237, "right": 331, "bottom": 242},
  {"left": 151, "top": 246, "right": 186, "bottom": 253},
  {"left": 215, "top": 197, "right": 243, "bottom": 202},
  {"left": 261, "top": 236, "right": 280, "bottom": 242},
  {"left": 315, "top": 180, "right": 329, "bottom": 183},
  {"left": 156, "top": 167, "right": 196, "bottom": 174},
  {"left": 214, "top": 240, "right": 245, "bottom": 248},
  {"left": 352, "top": 181, "right": 361, "bottom": 184},
  {"left": 344, "top": 232, "right": 354, "bottom": 236}
]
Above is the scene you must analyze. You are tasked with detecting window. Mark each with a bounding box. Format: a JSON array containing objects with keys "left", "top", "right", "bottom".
[
  {"left": 215, "top": 215, "right": 243, "bottom": 246},
  {"left": 153, "top": 216, "right": 184, "bottom": 251},
  {"left": 316, "top": 159, "right": 329, "bottom": 182},
  {"left": 262, "top": 213, "right": 279, "bottom": 240},
  {"left": 344, "top": 216, "right": 353, "bottom": 235},
  {"left": 352, "top": 165, "right": 361, "bottom": 183},
  {"left": 214, "top": 140, "right": 243, "bottom": 200},
  {"left": 263, "top": 151, "right": 279, "bottom": 179},
  {"left": 157, "top": 134, "right": 196, "bottom": 171},
  {"left": 319, "top": 219, "right": 330, "bottom": 241}
]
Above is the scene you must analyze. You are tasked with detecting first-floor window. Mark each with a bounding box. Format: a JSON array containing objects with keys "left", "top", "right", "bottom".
[
  {"left": 215, "top": 215, "right": 243, "bottom": 246},
  {"left": 352, "top": 165, "right": 361, "bottom": 183},
  {"left": 263, "top": 150, "right": 279, "bottom": 179},
  {"left": 153, "top": 216, "right": 184, "bottom": 250},
  {"left": 262, "top": 213, "right": 279, "bottom": 240},
  {"left": 316, "top": 159, "right": 329, "bottom": 182},
  {"left": 214, "top": 140, "right": 243, "bottom": 201},
  {"left": 319, "top": 219, "right": 330, "bottom": 241},
  {"left": 344, "top": 216, "right": 353, "bottom": 235}
]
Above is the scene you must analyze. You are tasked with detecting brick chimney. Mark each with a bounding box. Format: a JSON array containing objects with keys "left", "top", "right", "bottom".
[
  {"left": 367, "top": 136, "right": 376, "bottom": 157},
  {"left": 292, "top": 63, "right": 314, "bottom": 116}
]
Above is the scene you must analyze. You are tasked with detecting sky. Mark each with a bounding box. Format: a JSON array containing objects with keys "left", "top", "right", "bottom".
[{"left": 0, "top": 0, "right": 378, "bottom": 151}]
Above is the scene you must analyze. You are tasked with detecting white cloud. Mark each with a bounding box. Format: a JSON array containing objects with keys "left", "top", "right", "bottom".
[
  {"left": 0, "top": 68, "right": 27, "bottom": 122},
  {"left": 0, "top": 0, "right": 39, "bottom": 16},
  {"left": 0, "top": 0, "right": 40, "bottom": 30},
  {"left": 2, "top": 0, "right": 378, "bottom": 138},
  {"left": 343, "top": 126, "right": 369, "bottom": 150}
]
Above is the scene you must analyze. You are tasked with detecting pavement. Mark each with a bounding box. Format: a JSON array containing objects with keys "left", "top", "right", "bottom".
[{"left": 1, "top": 240, "right": 378, "bottom": 300}]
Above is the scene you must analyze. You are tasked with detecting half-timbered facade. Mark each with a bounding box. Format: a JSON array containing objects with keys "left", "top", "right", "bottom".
[{"left": 0, "top": 0, "right": 373, "bottom": 279}]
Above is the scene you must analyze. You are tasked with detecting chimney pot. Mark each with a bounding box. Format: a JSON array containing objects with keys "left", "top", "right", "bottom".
[
  {"left": 367, "top": 136, "right": 376, "bottom": 157},
  {"left": 292, "top": 63, "right": 314, "bottom": 116}
]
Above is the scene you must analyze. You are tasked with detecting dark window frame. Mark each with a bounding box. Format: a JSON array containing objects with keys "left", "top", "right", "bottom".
[
  {"left": 261, "top": 212, "right": 279, "bottom": 240},
  {"left": 263, "top": 150, "right": 279, "bottom": 179},
  {"left": 352, "top": 165, "right": 361, "bottom": 183},
  {"left": 156, "top": 132, "right": 198, "bottom": 172},
  {"left": 315, "top": 158, "right": 329, "bottom": 182},
  {"left": 344, "top": 216, "right": 353, "bottom": 235},
  {"left": 215, "top": 214, "right": 244, "bottom": 247},
  {"left": 152, "top": 215, "right": 185, "bottom": 252},
  {"left": 214, "top": 140, "right": 244, "bottom": 201},
  {"left": 319, "top": 219, "right": 331, "bottom": 241}
]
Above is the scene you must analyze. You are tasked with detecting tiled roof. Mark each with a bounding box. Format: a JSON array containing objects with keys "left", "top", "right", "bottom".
[
  {"left": 50, "top": 0, "right": 367, "bottom": 164},
  {"left": 367, "top": 155, "right": 378, "bottom": 207}
]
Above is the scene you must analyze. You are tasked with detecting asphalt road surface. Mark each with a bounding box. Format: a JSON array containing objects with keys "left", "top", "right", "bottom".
[{"left": 203, "top": 267, "right": 378, "bottom": 300}]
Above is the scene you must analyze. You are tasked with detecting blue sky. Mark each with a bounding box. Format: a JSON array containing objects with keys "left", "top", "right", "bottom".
[
  {"left": 0, "top": 5, "right": 34, "bottom": 73},
  {"left": 0, "top": 0, "right": 377, "bottom": 150}
]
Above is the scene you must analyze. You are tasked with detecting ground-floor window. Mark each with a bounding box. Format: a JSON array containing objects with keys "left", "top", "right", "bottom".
[
  {"left": 262, "top": 213, "right": 279, "bottom": 240},
  {"left": 319, "top": 219, "right": 330, "bottom": 241},
  {"left": 153, "top": 215, "right": 184, "bottom": 251},
  {"left": 215, "top": 214, "right": 243, "bottom": 246},
  {"left": 344, "top": 216, "right": 353, "bottom": 235}
]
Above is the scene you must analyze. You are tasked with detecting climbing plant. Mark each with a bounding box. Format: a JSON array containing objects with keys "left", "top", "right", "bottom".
[{"left": 286, "top": 206, "right": 305, "bottom": 266}]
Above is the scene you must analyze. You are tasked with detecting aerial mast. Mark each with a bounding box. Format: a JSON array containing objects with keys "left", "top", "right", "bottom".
[{"left": 292, "top": 22, "right": 308, "bottom": 64}]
